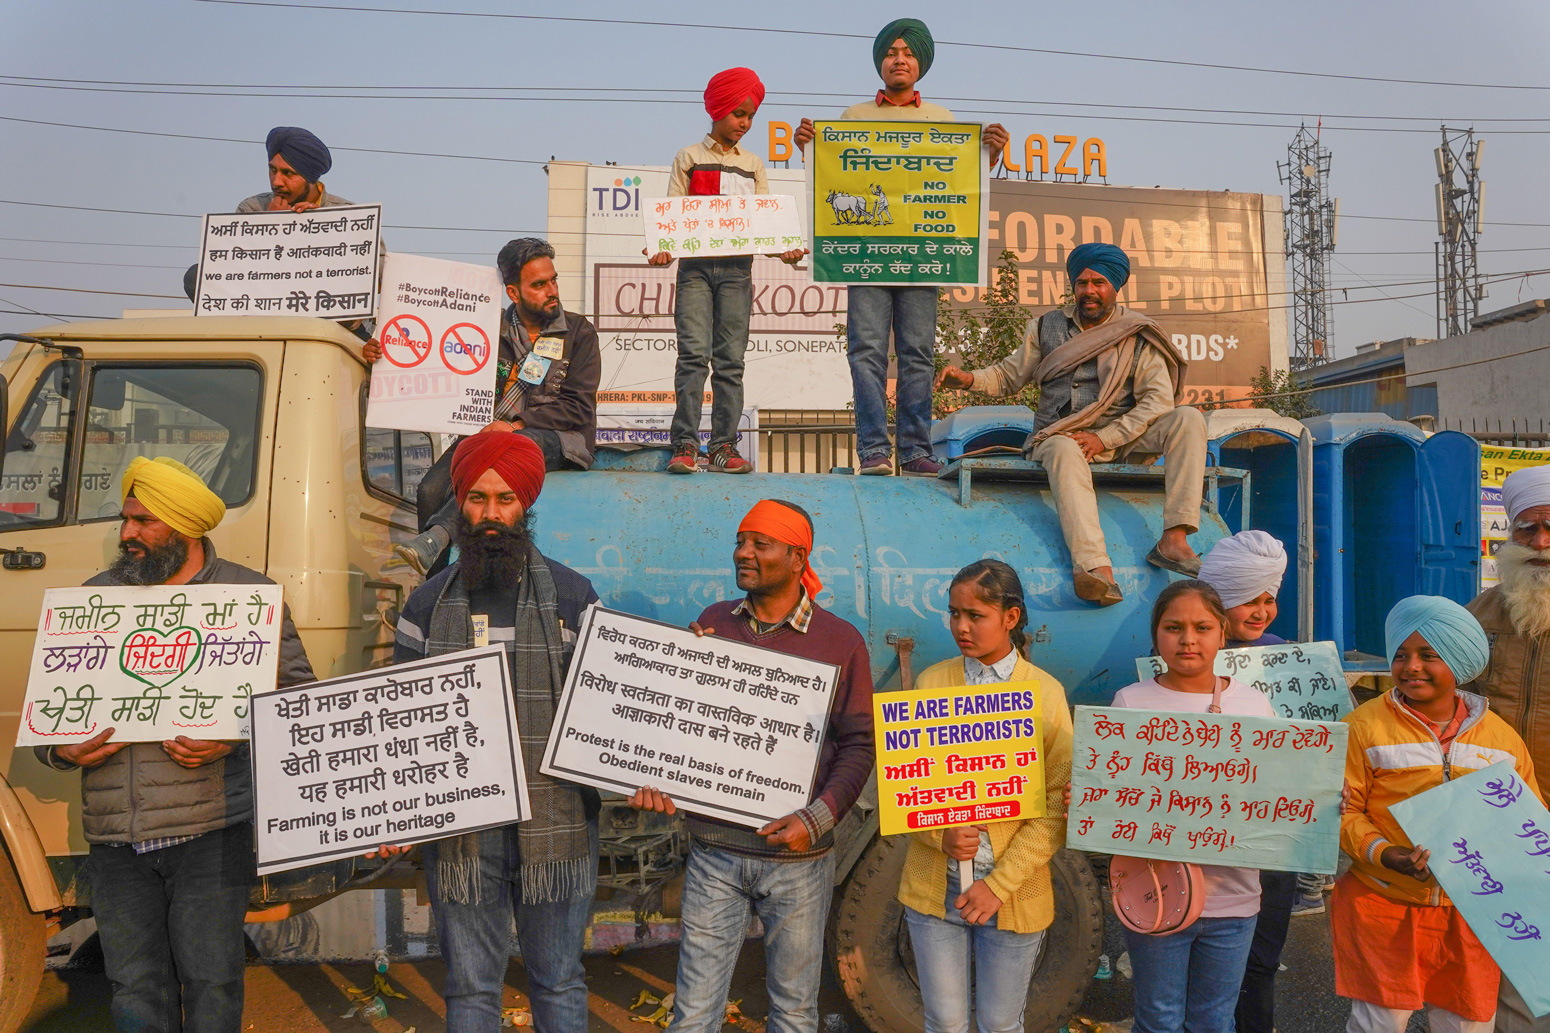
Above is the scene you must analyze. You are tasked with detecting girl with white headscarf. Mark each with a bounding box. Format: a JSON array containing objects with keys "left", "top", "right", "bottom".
[{"left": 1198, "top": 530, "right": 1289, "bottom": 647}]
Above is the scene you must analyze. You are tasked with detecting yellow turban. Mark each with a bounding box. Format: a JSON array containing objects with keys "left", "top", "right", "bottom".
[{"left": 121, "top": 456, "right": 226, "bottom": 539}]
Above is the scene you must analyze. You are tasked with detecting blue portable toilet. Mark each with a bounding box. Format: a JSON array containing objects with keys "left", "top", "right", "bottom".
[
  {"left": 1303, "top": 414, "right": 1480, "bottom": 670},
  {"left": 930, "top": 406, "right": 1035, "bottom": 460}
]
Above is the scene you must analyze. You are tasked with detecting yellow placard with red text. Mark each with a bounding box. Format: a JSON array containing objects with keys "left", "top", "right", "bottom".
[{"left": 873, "top": 680, "right": 1045, "bottom": 837}]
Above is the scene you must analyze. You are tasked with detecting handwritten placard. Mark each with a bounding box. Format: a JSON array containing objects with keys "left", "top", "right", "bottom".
[
  {"left": 249, "top": 645, "right": 530, "bottom": 875},
  {"left": 1067, "top": 706, "right": 1347, "bottom": 873},
  {"left": 643, "top": 194, "right": 804, "bottom": 260},
  {"left": 16, "top": 585, "right": 285, "bottom": 745},
  {"left": 195, "top": 205, "right": 381, "bottom": 320},
  {"left": 1391, "top": 762, "right": 1550, "bottom": 1018},
  {"left": 541, "top": 607, "right": 839, "bottom": 828},
  {"left": 1135, "top": 641, "right": 1351, "bottom": 721},
  {"left": 873, "top": 682, "right": 1045, "bottom": 837}
]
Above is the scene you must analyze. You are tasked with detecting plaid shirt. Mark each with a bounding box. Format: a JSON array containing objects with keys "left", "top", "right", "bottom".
[
  {"left": 731, "top": 589, "right": 814, "bottom": 635},
  {"left": 133, "top": 833, "right": 201, "bottom": 854}
]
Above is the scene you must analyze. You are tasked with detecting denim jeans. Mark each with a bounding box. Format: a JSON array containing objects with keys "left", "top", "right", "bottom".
[
  {"left": 903, "top": 879, "right": 1045, "bottom": 1033},
  {"left": 1235, "top": 870, "right": 1297, "bottom": 1033},
  {"left": 88, "top": 822, "right": 254, "bottom": 1033},
  {"left": 1122, "top": 914, "right": 1258, "bottom": 1033},
  {"left": 423, "top": 821, "right": 599, "bottom": 1033},
  {"left": 668, "top": 842, "right": 837, "bottom": 1033},
  {"left": 673, "top": 256, "right": 753, "bottom": 450},
  {"left": 845, "top": 284, "right": 938, "bottom": 463}
]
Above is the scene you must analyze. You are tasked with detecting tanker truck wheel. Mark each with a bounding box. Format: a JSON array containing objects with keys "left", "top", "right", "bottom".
[
  {"left": 828, "top": 837, "right": 1103, "bottom": 1033},
  {"left": 0, "top": 845, "right": 47, "bottom": 1033}
]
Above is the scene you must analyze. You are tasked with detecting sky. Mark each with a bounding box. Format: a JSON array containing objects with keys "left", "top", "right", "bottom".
[{"left": 4, "top": 0, "right": 1550, "bottom": 358}]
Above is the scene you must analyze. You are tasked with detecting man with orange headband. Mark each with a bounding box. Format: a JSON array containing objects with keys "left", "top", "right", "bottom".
[{"left": 628, "top": 498, "right": 875, "bottom": 1033}]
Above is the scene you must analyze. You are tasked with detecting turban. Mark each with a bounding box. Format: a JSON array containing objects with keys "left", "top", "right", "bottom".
[
  {"left": 873, "top": 18, "right": 934, "bottom": 78},
  {"left": 497, "top": 237, "right": 556, "bottom": 288},
  {"left": 265, "top": 126, "right": 332, "bottom": 183},
  {"left": 739, "top": 500, "right": 823, "bottom": 598},
  {"left": 121, "top": 456, "right": 226, "bottom": 539},
  {"left": 450, "top": 431, "right": 545, "bottom": 511},
  {"left": 1199, "top": 531, "right": 1287, "bottom": 609},
  {"left": 1066, "top": 242, "right": 1131, "bottom": 290},
  {"left": 1384, "top": 595, "right": 1490, "bottom": 684},
  {"left": 1501, "top": 464, "right": 1550, "bottom": 522},
  {"left": 704, "top": 67, "right": 766, "bottom": 122}
]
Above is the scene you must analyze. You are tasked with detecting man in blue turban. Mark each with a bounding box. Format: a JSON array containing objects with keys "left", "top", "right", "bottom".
[
  {"left": 237, "top": 125, "right": 353, "bottom": 214},
  {"left": 937, "top": 240, "right": 1207, "bottom": 605}
]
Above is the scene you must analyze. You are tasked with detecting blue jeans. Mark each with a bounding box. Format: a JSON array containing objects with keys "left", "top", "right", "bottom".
[
  {"left": 903, "top": 879, "right": 1046, "bottom": 1033},
  {"left": 668, "top": 842, "right": 837, "bottom": 1033},
  {"left": 1123, "top": 914, "right": 1257, "bottom": 1033},
  {"left": 846, "top": 284, "right": 938, "bottom": 463},
  {"left": 673, "top": 256, "right": 753, "bottom": 450},
  {"left": 423, "top": 822, "right": 599, "bottom": 1033},
  {"left": 88, "top": 822, "right": 254, "bottom": 1033},
  {"left": 1235, "top": 871, "right": 1296, "bottom": 1033}
]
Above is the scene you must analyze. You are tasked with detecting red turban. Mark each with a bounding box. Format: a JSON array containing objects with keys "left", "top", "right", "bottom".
[
  {"left": 450, "top": 431, "right": 545, "bottom": 510},
  {"left": 738, "top": 500, "right": 823, "bottom": 598},
  {"left": 704, "top": 67, "right": 766, "bottom": 121}
]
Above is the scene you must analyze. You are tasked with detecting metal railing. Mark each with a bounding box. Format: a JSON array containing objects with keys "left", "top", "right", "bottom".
[
  {"left": 758, "top": 409, "right": 857, "bottom": 473},
  {"left": 1441, "top": 416, "right": 1550, "bottom": 448}
]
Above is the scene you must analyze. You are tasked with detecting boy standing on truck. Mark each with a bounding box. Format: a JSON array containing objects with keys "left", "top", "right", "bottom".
[{"left": 35, "top": 457, "right": 315, "bottom": 1033}]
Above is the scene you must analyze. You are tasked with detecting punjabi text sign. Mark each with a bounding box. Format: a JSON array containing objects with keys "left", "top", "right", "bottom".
[
  {"left": 541, "top": 607, "right": 838, "bottom": 828},
  {"left": 367, "top": 253, "right": 502, "bottom": 435},
  {"left": 1136, "top": 642, "right": 1351, "bottom": 722},
  {"left": 195, "top": 205, "right": 381, "bottom": 320},
  {"left": 1067, "top": 706, "right": 1346, "bottom": 873},
  {"left": 17, "top": 585, "right": 284, "bottom": 746},
  {"left": 644, "top": 194, "right": 804, "bottom": 260},
  {"left": 250, "top": 645, "right": 530, "bottom": 875},
  {"left": 873, "top": 681, "right": 1045, "bottom": 837},
  {"left": 808, "top": 121, "right": 988, "bottom": 286},
  {"left": 1391, "top": 762, "right": 1550, "bottom": 1017}
]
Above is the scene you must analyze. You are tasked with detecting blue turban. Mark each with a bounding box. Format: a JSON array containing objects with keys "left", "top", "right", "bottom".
[
  {"left": 1384, "top": 595, "right": 1490, "bottom": 683},
  {"left": 265, "top": 126, "right": 332, "bottom": 183},
  {"left": 874, "top": 19, "right": 934, "bottom": 78},
  {"left": 1067, "top": 242, "right": 1130, "bottom": 290}
]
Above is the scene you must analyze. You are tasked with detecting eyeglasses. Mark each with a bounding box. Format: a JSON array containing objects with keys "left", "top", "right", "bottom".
[{"left": 1512, "top": 518, "right": 1550, "bottom": 537}]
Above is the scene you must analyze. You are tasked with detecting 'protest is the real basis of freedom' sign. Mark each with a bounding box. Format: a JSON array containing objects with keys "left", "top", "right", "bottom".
[
  {"left": 195, "top": 205, "right": 381, "bottom": 321},
  {"left": 1136, "top": 641, "right": 1351, "bottom": 722},
  {"left": 1391, "top": 762, "right": 1550, "bottom": 1018},
  {"left": 17, "top": 585, "right": 284, "bottom": 746},
  {"left": 249, "top": 645, "right": 530, "bottom": 876},
  {"left": 1067, "top": 706, "right": 1347, "bottom": 874},
  {"left": 873, "top": 681, "right": 1045, "bottom": 837},
  {"left": 541, "top": 607, "right": 838, "bottom": 828}
]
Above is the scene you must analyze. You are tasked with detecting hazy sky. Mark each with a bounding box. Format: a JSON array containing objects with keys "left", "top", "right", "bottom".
[{"left": 4, "top": 0, "right": 1550, "bottom": 357}]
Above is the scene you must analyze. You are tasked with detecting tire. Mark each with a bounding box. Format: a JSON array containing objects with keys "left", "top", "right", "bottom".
[
  {"left": 828, "top": 837, "right": 1104, "bottom": 1033},
  {"left": 0, "top": 845, "right": 47, "bottom": 1033}
]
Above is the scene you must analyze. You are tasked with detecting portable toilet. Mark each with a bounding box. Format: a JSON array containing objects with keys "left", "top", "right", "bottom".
[
  {"left": 1303, "top": 414, "right": 1480, "bottom": 670},
  {"left": 930, "top": 405, "right": 1035, "bottom": 461}
]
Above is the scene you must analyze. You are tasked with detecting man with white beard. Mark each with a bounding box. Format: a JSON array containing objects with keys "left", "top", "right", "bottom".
[{"left": 1464, "top": 463, "right": 1550, "bottom": 1033}]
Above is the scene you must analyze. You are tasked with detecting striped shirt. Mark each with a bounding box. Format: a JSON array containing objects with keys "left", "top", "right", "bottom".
[{"left": 668, "top": 135, "right": 770, "bottom": 198}]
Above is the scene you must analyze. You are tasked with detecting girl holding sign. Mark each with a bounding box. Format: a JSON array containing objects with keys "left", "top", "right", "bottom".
[{"left": 895, "top": 560, "right": 1073, "bottom": 1033}]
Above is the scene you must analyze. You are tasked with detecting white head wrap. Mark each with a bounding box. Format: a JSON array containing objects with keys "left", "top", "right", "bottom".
[
  {"left": 1501, "top": 465, "right": 1550, "bottom": 522},
  {"left": 1198, "top": 530, "right": 1288, "bottom": 609}
]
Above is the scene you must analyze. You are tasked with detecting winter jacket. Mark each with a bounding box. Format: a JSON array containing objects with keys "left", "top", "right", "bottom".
[{"left": 1464, "top": 586, "right": 1550, "bottom": 800}]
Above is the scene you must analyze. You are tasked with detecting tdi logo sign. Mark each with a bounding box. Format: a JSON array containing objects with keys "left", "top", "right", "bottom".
[{"left": 592, "top": 175, "right": 642, "bottom": 214}]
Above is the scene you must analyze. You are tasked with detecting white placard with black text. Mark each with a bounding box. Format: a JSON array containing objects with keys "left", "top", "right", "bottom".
[{"left": 195, "top": 205, "right": 381, "bottom": 320}]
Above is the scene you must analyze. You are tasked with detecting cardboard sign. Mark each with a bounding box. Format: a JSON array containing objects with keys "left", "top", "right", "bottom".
[
  {"left": 1136, "top": 641, "right": 1351, "bottom": 721},
  {"left": 1067, "top": 706, "right": 1347, "bottom": 873},
  {"left": 249, "top": 645, "right": 530, "bottom": 875},
  {"left": 873, "top": 681, "right": 1045, "bottom": 837},
  {"left": 541, "top": 607, "right": 838, "bottom": 827},
  {"left": 643, "top": 194, "right": 805, "bottom": 260},
  {"left": 17, "top": 585, "right": 285, "bottom": 745},
  {"left": 195, "top": 205, "right": 381, "bottom": 320}
]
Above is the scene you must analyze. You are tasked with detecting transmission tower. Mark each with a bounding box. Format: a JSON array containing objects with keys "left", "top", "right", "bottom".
[
  {"left": 1435, "top": 127, "right": 1484, "bottom": 338},
  {"left": 1278, "top": 125, "right": 1337, "bottom": 369}
]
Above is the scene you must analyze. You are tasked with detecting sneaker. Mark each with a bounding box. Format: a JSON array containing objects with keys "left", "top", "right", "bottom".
[
  {"left": 858, "top": 454, "right": 894, "bottom": 476},
  {"left": 706, "top": 443, "right": 752, "bottom": 474},
  {"left": 393, "top": 524, "right": 451, "bottom": 576},
  {"left": 1322, "top": 874, "right": 1336, "bottom": 893},
  {"left": 667, "top": 443, "right": 699, "bottom": 474},
  {"left": 900, "top": 455, "right": 944, "bottom": 476},
  {"left": 1290, "top": 895, "right": 1326, "bottom": 917}
]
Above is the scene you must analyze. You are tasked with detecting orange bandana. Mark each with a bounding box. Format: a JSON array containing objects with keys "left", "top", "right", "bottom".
[{"left": 738, "top": 500, "right": 823, "bottom": 598}]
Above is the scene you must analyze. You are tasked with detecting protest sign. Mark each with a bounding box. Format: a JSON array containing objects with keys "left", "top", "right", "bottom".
[
  {"left": 249, "top": 645, "right": 530, "bottom": 875},
  {"left": 1067, "top": 706, "right": 1346, "bottom": 873},
  {"left": 807, "top": 121, "right": 989, "bottom": 286},
  {"left": 594, "top": 404, "right": 758, "bottom": 468},
  {"left": 1136, "top": 641, "right": 1351, "bottom": 721},
  {"left": 1480, "top": 444, "right": 1550, "bottom": 586},
  {"left": 195, "top": 205, "right": 381, "bottom": 320},
  {"left": 366, "top": 253, "right": 502, "bottom": 435},
  {"left": 873, "top": 682, "right": 1045, "bottom": 837},
  {"left": 541, "top": 607, "right": 838, "bottom": 827},
  {"left": 1392, "top": 762, "right": 1550, "bottom": 1017},
  {"left": 642, "top": 194, "right": 805, "bottom": 260},
  {"left": 16, "top": 585, "right": 285, "bottom": 746}
]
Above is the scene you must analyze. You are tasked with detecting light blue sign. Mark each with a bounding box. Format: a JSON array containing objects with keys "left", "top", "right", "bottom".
[
  {"left": 1136, "top": 641, "right": 1351, "bottom": 721},
  {"left": 1067, "top": 706, "right": 1347, "bottom": 874},
  {"left": 1391, "top": 762, "right": 1550, "bottom": 1018}
]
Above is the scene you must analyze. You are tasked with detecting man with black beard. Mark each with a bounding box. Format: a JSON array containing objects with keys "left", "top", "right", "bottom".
[
  {"left": 35, "top": 456, "right": 313, "bottom": 1033},
  {"left": 377, "top": 431, "right": 601, "bottom": 1033}
]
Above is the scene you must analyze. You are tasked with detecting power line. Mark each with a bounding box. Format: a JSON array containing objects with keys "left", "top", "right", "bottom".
[{"left": 0, "top": 282, "right": 184, "bottom": 299}]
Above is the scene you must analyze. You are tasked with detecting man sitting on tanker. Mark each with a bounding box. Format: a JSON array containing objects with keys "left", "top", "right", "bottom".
[{"left": 936, "top": 242, "right": 1206, "bottom": 606}]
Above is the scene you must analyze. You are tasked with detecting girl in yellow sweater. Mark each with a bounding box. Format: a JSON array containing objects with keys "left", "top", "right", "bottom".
[{"left": 896, "top": 560, "right": 1073, "bottom": 1033}]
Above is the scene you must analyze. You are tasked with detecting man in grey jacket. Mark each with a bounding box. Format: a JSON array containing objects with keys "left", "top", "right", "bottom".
[{"left": 37, "top": 456, "right": 313, "bottom": 1033}]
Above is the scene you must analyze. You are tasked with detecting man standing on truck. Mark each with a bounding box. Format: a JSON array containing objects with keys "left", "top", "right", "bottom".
[
  {"left": 381, "top": 431, "right": 601, "bottom": 1033},
  {"left": 935, "top": 242, "right": 1207, "bottom": 606},
  {"left": 627, "top": 499, "right": 876, "bottom": 1033},
  {"left": 238, "top": 126, "right": 350, "bottom": 213},
  {"left": 35, "top": 456, "right": 315, "bottom": 1033}
]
